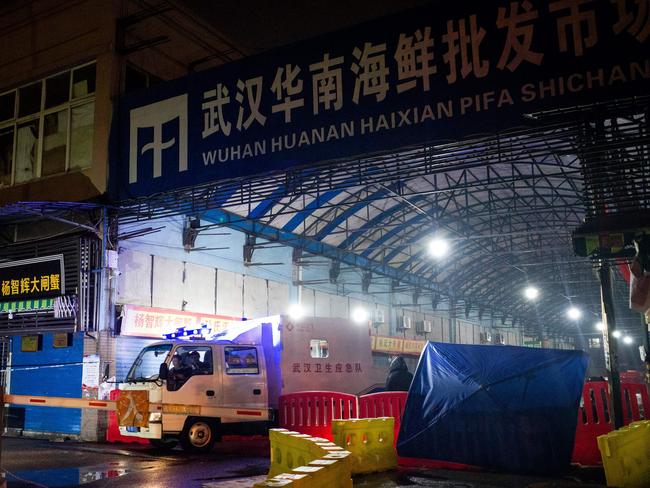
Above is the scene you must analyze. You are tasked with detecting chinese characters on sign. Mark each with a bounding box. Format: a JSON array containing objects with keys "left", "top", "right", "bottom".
[
  {"left": 291, "top": 362, "right": 364, "bottom": 374},
  {"left": 371, "top": 336, "right": 427, "bottom": 355},
  {"left": 402, "top": 339, "right": 426, "bottom": 355},
  {"left": 1, "top": 274, "right": 61, "bottom": 298},
  {"left": 121, "top": 304, "right": 241, "bottom": 339},
  {"left": 374, "top": 336, "right": 405, "bottom": 353},
  {"left": 194, "top": 1, "right": 621, "bottom": 138},
  {"left": 119, "top": 0, "right": 649, "bottom": 198},
  {"left": 0, "top": 255, "right": 65, "bottom": 301}
]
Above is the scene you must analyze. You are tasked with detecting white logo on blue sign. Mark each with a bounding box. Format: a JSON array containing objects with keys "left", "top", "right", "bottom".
[{"left": 129, "top": 94, "right": 188, "bottom": 183}]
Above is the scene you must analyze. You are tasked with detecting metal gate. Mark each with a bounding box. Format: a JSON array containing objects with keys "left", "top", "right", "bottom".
[{"left": 0, "top": 234, "right": 101, "bottom": 335}]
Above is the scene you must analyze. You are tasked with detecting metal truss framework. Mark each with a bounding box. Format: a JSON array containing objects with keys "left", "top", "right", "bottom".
[{"left": 119, "top": 99, "right": 650, "bottom": 340}]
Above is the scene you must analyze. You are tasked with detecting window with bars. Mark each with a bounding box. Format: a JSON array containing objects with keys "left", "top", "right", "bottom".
[{"left": 0, "top": 62, "right": 96, "bottom": 187}]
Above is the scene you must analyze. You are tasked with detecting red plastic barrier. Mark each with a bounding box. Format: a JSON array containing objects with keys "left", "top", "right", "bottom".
[
  {"left": 571, "top": 381, "right": 613, "bottom": 465},
  {"left": 106, "top": 390, "right": 149, "bottom": 444},
  {"left": 358, "top": 391, "right": 408, "bottom": 444},
  {"left": 278, "top": 391, "right": 358, "bottom": 440},
  {"left": 358, "top": 391, "right": 474, "bottom": 470},
  {"left": 571, "top": 380, "right": 649, "bottom": 466},
  {"left": 280, "top": 380, "right": 649, "bottom": 468},
  {"left": 621, "top": 381, "right": 650, "bottom": 424}
]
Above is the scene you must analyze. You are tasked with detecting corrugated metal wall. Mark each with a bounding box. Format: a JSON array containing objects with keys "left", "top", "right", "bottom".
[
  {"left": 0, "top": 234, "right": 100, "bottom": 334},
  {"left": 9, "top": 332, "right": 84, "bottom": 434},
  {"left": 115, "top": 336, "right": 157, "bottom": 382}
]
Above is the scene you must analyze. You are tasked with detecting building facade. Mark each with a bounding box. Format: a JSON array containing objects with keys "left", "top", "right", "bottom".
[{"left": 3, "top": 0, "right": 611, "bottom": 442}]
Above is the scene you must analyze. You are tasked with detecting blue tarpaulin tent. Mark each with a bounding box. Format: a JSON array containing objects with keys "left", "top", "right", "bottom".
[{"left": 397, "top": 342, "right": 588, "bottom": 474}]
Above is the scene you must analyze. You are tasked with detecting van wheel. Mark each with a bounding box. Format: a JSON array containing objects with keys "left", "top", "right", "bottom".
[
  {"left": 180, "top": 418, "right": 218, "bottom": 453},
  {"left": 149, "top": 436, "right": 178, "bottom": 450}
]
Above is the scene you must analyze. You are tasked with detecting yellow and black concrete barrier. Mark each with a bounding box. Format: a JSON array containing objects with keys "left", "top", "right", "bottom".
[
  {"left": 332, "top": 417, "right": 398, "bottom": 475},
  {"left": 597, "top": 420, "right": 650, "bottom": 488},
  {"left": 255, "top": 429, "right": 352, "bottom": 487}
]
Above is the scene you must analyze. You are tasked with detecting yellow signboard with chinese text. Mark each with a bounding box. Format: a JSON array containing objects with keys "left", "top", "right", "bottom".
[
  {"left": 0, "top": 255, "right": 64, "bottom": 301},
  {"left": 21, "top": 335, "right": 41, "bottom": 352},
  {"left": 402, "top": 339, "right": 426, "bottom": 355},
  {"left": 373, "top": 336, "right": 403, "bottom": 353},
  {"left": 53, "top": 333, "right": 71, "bottom": 348},
  {"left": 371, "top": 336, "right": 427, "bottom": 356}
]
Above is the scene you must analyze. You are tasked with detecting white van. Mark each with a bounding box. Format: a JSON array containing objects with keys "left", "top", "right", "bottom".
[{"left": 119, "top": 315, "right": 385, "bottom": 451}]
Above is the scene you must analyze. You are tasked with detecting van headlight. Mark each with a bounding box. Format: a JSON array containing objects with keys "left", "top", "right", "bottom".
[{"left": 149, "top": 412, "right": 162, "bottom": 422}]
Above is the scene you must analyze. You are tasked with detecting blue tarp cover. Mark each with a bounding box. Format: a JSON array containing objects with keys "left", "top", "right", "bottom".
[{"left": 397, "top": 342, "right": 588, "bottom": 474}]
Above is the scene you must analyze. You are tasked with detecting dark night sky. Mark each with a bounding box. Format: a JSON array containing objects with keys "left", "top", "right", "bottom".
[{"left": 179, "top": 0, "right": 434, "bottom": 54}]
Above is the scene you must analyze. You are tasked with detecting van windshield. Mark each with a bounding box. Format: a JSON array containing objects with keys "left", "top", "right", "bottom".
[{"left": 126, "top": 344, "right": 173, "bottom": 381}]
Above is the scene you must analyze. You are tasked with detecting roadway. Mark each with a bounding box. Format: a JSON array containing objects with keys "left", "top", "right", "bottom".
[{"left": 1, "top": 437, "right": 606, "bottom": 488}]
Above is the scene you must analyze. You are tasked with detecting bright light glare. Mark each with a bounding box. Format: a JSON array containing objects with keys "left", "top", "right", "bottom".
[
  {"left": 623, "top": 335, "right": 634, "bottom": 345},
  {"left": 287, "top": 304, "right": 304, "bottom": 320},
  {"left": 428, "top": 238, "right": 449, "bottom": 258},
  {"left": 595, "top": 321, "right": 604, "bottom": 331},
  {"left": 523, "top": 286, "right": 539, "bottom": 300},
  {"left": 612, "top": 330, "right": 622, "bottom": 339},
  {"left": 351, "top": 307, "right": 369, "bottom": 324},
  {"left": 567, "top": 307, "right": 582, "bottom": 320}
]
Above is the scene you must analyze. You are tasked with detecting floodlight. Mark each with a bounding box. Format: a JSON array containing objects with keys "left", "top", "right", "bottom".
[
  {"left": 567, "top": 307, "right": 581, "bottom": 320},
  {"left": 523, "top": 286, "right": 539, "bottom": 300},
  {"left": 287, "top": 304, "right": 304, "bottom": 320},
  {"left": 428, "top": 238, "right": 449, "bottom": 259},
  {"left": 595, "top": 321, "right": 604, "bottom": 331},
  {"left": 351, "top": 307, "right": 369, "bottom": 324},
  {"left": 612, "top": 330, "right": 622, "bottom": 339},
  {"left": 623, "top": 335, "right": 633, "bottom": 345}
]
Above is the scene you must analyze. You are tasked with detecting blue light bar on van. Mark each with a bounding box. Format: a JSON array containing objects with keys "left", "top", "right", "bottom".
[{"left": 163, "top": 323, "right": 211, "bottom": 340}]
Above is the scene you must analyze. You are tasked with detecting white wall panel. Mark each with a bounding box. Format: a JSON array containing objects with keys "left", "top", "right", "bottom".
[
  {"left": 216, "top": 269, "right": 243, "bottom": 317},
  {"left": 441, "top": 317, "right": 449, "bottom": 342},
  {"left": 152, "top": 256, "right": 184, "bottom": 309},
  {"left": 244, "top": 275, "right": 268, "bottom": 319},
  {"left": 474, "top": 326, "right": 486, "bottom": 345},
  {"left": 183, "top": 263, "right": 215, "bottom": 314},
  {"left": 507, "top": 331, "right": 519, "bottom": 346},
  {"left": 116, "top": 250, "right": 152, "bottom": 306},
  {"left": 314, "top": 291, "right": 331, "bottom": 317},
  {"left": 299, "top": 287, "right": 315, "bottom": 316},
  {"left": 330, "top": 294, "right": 348, "bottom": 319},
  {"left": 458, "top": 320, "right": 473, "bottom": 344},
  {"left": 267, "top": 280, "right": 289, "bottom": 315}
]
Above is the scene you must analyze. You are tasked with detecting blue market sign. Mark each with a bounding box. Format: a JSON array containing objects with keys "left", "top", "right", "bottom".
[{"left": 112, "top": 0, "right": 649, "bottom": 199}]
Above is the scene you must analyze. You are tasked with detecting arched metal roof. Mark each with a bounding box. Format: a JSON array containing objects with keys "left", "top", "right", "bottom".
[{"left": 121, "top": 99, "right": 650, "bottom": 340}]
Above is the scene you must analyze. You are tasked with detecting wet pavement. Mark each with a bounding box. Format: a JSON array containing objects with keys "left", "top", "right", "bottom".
[
  {"left": 1, "top": 437, "right": 606, "bottom": 488},
  {"left": 2, "top": 437, "right": 269, "bottom": 488}
]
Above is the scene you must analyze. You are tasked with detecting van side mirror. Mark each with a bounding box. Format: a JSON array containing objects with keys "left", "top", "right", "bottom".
[{"left": 159, "top": 362, "right": 169, "bottom": 380}]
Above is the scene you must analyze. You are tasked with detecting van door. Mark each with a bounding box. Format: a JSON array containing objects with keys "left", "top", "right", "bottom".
[
  {"left": 220, "top": 345, "right": 267, "bottom": 409},
  {"left": 162, "top": 344, "right": 221, "bottom": 432}
]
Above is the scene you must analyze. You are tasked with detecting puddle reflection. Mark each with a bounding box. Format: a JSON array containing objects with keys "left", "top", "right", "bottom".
[{"left": 11, "top": 464, "right": 128, "bottom": 487}]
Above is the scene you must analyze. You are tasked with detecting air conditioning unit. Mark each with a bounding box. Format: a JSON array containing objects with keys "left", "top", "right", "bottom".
[
  {"left": 416, "top": 319, "right": 432, "bottom": 333},
  {"left": 373, "top": 309, "right": 386, "bottom": 323},
  {"left": 400, "top": 315, "right": 412, "bottom": 329}
]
